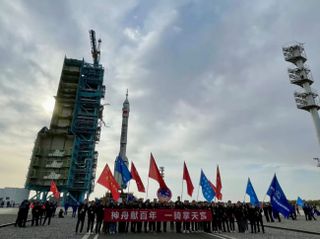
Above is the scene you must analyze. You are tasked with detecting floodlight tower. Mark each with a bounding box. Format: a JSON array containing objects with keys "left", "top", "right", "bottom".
[{"left": 282, "top": 43, "right": 320, "bottom": 145}]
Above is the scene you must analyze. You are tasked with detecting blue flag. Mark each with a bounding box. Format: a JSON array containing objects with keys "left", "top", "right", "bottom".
[
  {"left": 200, "top": 170, "right": 215, "bottom": 202},
  {"left": 267, "top": 174, "right": 293, "bottom": 217},
  {"left": 126, "top": 194, "right": 136, "bottom": 202},
  {"left": 296, "top": 196, "right": 304, "bottom": 207},
  {"left": 246, "top": 178, "right": 260, "bottom": 206},
  {"left": 115, "top": 156, "right": 132, "bottom": 187}
]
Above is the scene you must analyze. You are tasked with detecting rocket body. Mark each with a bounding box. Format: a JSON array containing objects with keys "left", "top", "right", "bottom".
[{"left": 114, "top": 92, "right": 130, "bottom": 189}]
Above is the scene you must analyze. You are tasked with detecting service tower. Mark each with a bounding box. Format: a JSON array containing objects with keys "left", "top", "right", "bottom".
[
  {"left": 114, "top": 90, "right": 130, "bottom": 189},
  {"left": 25, "top": 30, "right": 105, "bottom": 203}
]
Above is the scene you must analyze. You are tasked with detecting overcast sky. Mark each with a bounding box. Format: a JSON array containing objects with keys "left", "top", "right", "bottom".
[{"left": 1, "top": 0, "right": 320, "bottom": 202}]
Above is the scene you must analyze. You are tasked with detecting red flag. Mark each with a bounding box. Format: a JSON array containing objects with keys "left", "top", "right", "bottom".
[
  {"left": 97, "top": 163, "right": 121, "bottom": 201},
  {"left": 183, "top": 161, "right": 194, "bottom": 197},
  {"left": 216, "top": 165, "right": 222, "bottom": 200},
  {"left": 50, "top": 180, "right": 60, "bottom": 199},
  {"left": 209, "top": 180, "right": 217, "bottom": 193},
  {"left": 131, "top": 162, "right": 145, "bottom": 193},
  {"left": 148, "top": 153, "right": 167, "bottom": 188}
]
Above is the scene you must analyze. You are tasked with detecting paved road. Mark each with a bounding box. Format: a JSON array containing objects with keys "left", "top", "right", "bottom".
[
  {"left": 265, "top": 215, "right": 320, "bottom": 234},
  {"left": 0, "top": 208, "right": 19, "bottom": 225}
]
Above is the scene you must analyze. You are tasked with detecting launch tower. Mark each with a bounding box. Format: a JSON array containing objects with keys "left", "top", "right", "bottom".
[{"left": 25, "top": 30, "right": 105, "bottom": 203}]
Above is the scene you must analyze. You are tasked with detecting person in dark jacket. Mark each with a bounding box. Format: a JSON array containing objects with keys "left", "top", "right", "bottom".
[
  {"left": 256, "top": 206, "right": 265, "bottom": 233},
  {"left": 234, "top": 202, "right": 245, "bottom": 233},
  {"left": 87, "top": 201, "right": 96, "bottom": 233},
  {"left": 15, "top": 200, "right": 29, "bottom": 227},
  {"left": 216, "top": 202, "right": 225, "bottom": 232},
  {"left": 64, "top": 202, "right": 69, "bottom": 215},
  {"left": 58, "top": 209, "right": 64, "bottom": 218},
  {"left": 39, "top": 202, "right": 45, "bottom": 225},
  {"left": 136, "top": 199, "right": 144, "bottom": 233},
  {"left": 71, "top": 204, "right": 77, "bottom": 217},
  {"left": 42, "top": 201, "right": 54, "bottom": 225},
  {"left": 148, "top": 200, "right": 156, "bottom": 233},
  {"left": 143, "top": 199, "right": 151, "bottom": 233},
  {"left": 273, "top": 210, "right": 281, "bottom": 223},
  {"left": 118, "top": 200, "right": 127, "bottom": 233},
  {"left": 95, "top": 201, "right": 104, "bottom": 233},
  {"left": 226, "top": 201, "right": 235, "bottom": 232},
  {"left": 247, "top": 205, "right": 257, "bottom": 233},
  {"left": 263, "top": 203, "right": 270, "bottom": 222},
  {"left": 31, "top": 201, "right": 41, "bottom": 226},
  {"left": 211, "top": 202, "right": 218, "bottom": 232},
  {"left": 75, "top": 202, "right": 88, "bottom": 233},
  {"left": 267, "top": 203, "right": 274, "bottom": 222},
  {"left": 108, "top": 199, "right": 117, "bottom": 234},
  {"left": 175, "top": 197, "right": 183, "bottom": 233}
]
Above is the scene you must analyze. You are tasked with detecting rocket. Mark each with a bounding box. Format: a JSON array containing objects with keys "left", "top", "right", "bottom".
[{"left": 114, "top": 90, "right": 130, "bottom": 189}]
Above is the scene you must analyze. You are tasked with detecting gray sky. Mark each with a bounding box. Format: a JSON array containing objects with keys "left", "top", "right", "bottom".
[{"left": 1, "top": 0, "right": 320, "bottom": 202}]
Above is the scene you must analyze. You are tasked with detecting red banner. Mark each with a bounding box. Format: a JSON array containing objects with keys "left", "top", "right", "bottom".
[{"left": 104, "top": 209, "right": 212, "bottom": 222}]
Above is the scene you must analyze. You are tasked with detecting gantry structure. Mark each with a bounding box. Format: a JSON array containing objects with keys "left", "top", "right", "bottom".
[{"left": 25, "top": 30, "right": 105, "bottom": 203}]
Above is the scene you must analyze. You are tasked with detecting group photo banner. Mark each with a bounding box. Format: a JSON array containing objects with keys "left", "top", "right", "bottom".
[{"left": 104, "top": 209, "right": 212, "bottom": 222}]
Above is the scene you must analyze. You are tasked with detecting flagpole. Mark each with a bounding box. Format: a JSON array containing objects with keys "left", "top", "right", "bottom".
[
  {"left": 261, "top": 193, "right": 268, "bottom": 208},
  {"left": 262, "top": 178, "right": 270, "bottom": 203},
  {"left": 181, "top": 162, "right": 184, "bottom": 200},
  {"left": 262, "top": 193, "right": 267, "bottom": 203},
  {"left": 263, "top": 173, "right": 275, "bottom": 203},
  {"left": 181, "top": 178, "right": 184, "bottom": 201},
  {"left": 243, "top": 177, "right": 248, "bottom": 203},
  {"left": 145, "top": 177, "right": 150, "bottom": 200},
  {"left": 196, "top": 184, "right": 200, "bottom": 201},
  {"left": 127, "top": 181, "right": 131, "bottom": 194}
]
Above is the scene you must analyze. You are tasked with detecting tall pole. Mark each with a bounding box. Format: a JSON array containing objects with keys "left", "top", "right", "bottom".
[
  {"left": 181, "top": 178, "right": 184, "bottom": 201},
  {"left": 127, "top": 181, "right": 131, "bottom": 194},
  {"left": 283, "top": 43, "right": 320, "bottom": 147},
  {"left": 310, "top": 109, "right": 320, "bottom": 145},
  {"left": 196, "top": 184, "right": 200, "bottom": 201},
  {"left": 145, "top": 177, "right": 150, "bottom": 200}
]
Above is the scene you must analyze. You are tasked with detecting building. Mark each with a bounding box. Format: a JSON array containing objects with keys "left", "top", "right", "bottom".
[
  {"left": 0, "top": 187, "right": 29, "bottom": 206},
  {"left": 25, "top": 30, "right": 105, "bottom": 203}
]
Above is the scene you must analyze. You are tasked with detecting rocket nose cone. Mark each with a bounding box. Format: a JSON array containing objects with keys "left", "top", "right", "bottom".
[
  {"left": 123, "top": 99, "right": 130, "bottom": 111},
  {"left": 124, "top": 89, "right": 129, "bottom": 105}
]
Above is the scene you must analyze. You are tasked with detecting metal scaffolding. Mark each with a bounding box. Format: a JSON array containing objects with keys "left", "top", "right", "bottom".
[{"left": 25, "top": 31, "right": 105, "bottom": 203}]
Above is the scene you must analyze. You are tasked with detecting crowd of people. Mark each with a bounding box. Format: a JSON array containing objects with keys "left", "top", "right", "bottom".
[
  {"left": 74, "top": 197, "right": 266, "bottom": 235},
  {"left": 14, "top": 200, "right": 58, "bottom": 227},
  {"left": 0, "top": 200, "right": 15, "bottom": 208},
  {"left": 302, "top": 203, "right": 319, "bottom": 221},
  {"left": 12, "top": 196, "right": 319, "bottom": 235}
]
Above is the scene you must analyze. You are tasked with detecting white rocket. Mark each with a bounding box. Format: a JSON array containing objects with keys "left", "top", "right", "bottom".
[{"left": 114, "top": 90, "right": 130, "bottom": 189}]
